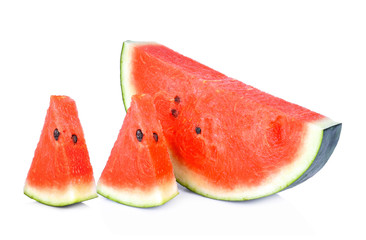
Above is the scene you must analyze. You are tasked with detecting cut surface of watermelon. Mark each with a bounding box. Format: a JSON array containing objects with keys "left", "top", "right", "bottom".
[
  {"left": 121, "top": 41, "right": 341, "bottom": 201},
  {"left": 97, "top": 94, "right": 178, "bottom": 207},
  {"left": 24, "top": 96, "right": 97, "bottom": 206}
]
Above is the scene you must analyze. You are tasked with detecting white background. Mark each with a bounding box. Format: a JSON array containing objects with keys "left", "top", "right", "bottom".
[{"left": 1, "top": 1, "right": 365, "bottom": 239}]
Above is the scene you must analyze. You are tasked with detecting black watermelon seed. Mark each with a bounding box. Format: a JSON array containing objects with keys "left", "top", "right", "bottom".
[
  {"left": 136, "top": 129, "right": 143, "bottom": 142},
  {"left": 71, "top": 134, "right": 78, "bottom": 144},
  {"left": 54, "top": 128, "right": 60, "bottom": 141},
  {"left": 195, "top": 127, "right": 201, "bottom": 135},
  {"left": 153, "top": 132, "right": 158, "bottom": 142},
  {"left": 174, "top": 95, "right": 181, "bottom": 103},
  {"left": 171, "top": 109, "right": 179, "bottom": 118}
]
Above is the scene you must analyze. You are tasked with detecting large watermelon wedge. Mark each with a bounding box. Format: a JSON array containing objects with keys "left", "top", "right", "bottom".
[
  {"left": 97, "top": 94, "right": 178, "bottom": 207},
  {"left": 24, "top": 96, "right": 97, "bottom": 206},
  {"left": 120, "top": 41, "right": 341, "bottom": 200}
]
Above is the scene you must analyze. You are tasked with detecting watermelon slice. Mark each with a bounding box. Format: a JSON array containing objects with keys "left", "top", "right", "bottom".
[
  {"left": 97, "top": 94, "right": 178, "bottom": 207},
  {"left": 120, "top": 41, "right": 341, "bottom": 200},
  {"left": 24, "top": 96, "right": 97, "bottom": 206}
]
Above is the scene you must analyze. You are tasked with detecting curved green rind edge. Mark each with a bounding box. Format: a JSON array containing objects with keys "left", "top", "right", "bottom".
[
  {"left": 97, "top": 188, "right": 179, "bottom": 208},
  {"left": 24, "top": 189, "right": 98, "bottom": 207},
  {"left": 120, "top": 41, "right": 128, "bottom": 111},
  {"left": 176, "top": 123, "right": 342, "bottom": 201},
  {"left": 284, "top": 123, "right": 342, "bottom": 190},
  {"left": 176, "top": 178, "right": 259, "bottom": 202}
]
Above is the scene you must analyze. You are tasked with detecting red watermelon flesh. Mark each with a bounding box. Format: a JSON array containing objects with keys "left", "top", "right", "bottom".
[
  {"left": 121, "top": 41, "right": 341, "bottom": 200},
  {"left": 24, "top": 96, "right": 97, "bottom": 206},
  {"left": 97, "top": 94, "right": 178, "bottom": 207}
]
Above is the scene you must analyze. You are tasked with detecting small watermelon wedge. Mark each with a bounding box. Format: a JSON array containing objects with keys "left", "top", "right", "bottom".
[
  {"left": 24, "top": 96, "right": 97, "bottom": 206},
  {"left": 120, "top": 41, "right": 341, "bottom": 201},
  {"left": 97, "top": 94, "right": 178, "bottom": 207}
]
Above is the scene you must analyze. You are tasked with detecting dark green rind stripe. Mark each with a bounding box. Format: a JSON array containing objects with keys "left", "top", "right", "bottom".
[{"left": 285, "top": 123, "right": 342, "bottom": 190}]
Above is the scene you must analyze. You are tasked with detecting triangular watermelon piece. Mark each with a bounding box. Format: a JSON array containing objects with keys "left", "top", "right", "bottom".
[
  {"left": 24, "top": 96, "right": 97, "bottom": 206},
  {"left": 97, "top": 94, "right": 178, "bottom": 207},
  {"left": 121, "top": 41, "right": 341, "bottom": 201}
]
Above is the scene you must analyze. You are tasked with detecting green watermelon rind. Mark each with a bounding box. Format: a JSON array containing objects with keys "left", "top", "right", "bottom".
[
  {"left": 24, "top": 187, "right": 98, "bottom": 207},
  {"left": 285, "top": 122, "right": 341, "bottom": 190},
  {"left": 97, "top": 189, "right": 179, "bottom": 208},
  {"left": 97, "top": 184, "right": 179, "bottom": 208},
  {"left": 120, "top": 41, "right": 129, "bottom": 110}
]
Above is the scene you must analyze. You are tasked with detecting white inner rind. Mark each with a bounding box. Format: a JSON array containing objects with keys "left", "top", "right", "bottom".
[
  {"left": 121, "top": 41, "right": 157, "bottom": 110},
  {"left": 171, "top": 118, "right": 338, "bottom": 200},
  {"left": 24, "top": 182, "right": 97, "bottom": 206},
  {"left": 97, "top": 178, "right": 178, "bottom": 207}
]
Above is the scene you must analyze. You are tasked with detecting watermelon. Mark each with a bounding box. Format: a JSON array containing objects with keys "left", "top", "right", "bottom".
[
  {"left": 120, "top": 41, "right": 341, "bottom": 201},
  {"left": 97, "top": 94, "right": 178, "bottom": 207},
  {"left": 24, "top": 96, "right": 97, "bottom": 206}
]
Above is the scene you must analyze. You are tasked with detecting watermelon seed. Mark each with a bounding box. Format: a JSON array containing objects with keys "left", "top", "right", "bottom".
[
  {"left": 136, "top": 129, "right": 143, "bottom": 142},
  {"left": 71, "top": 134, "right": 77, "bottom": 144},
  {"left": 174, "top": 95, "right": 180, "bottom": 103},
  {"left": 153, "top": 132, "right": 158, "bottom": 142},
  {"left": 171, "top": 109, "right": 179, "bottom": 118},
  {"left": 54, "top": 128, "right": 60, "bottom": 141},
  {"left": 195, "top": 127, "right": 201, "bottom": 135}
]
